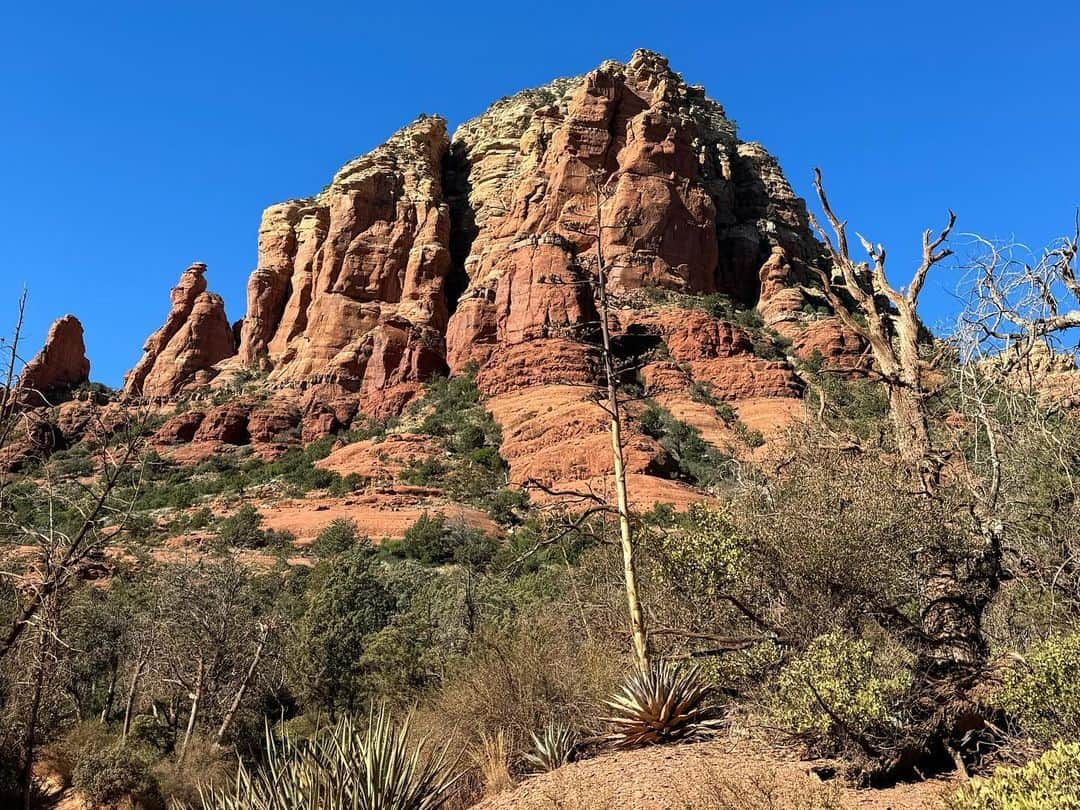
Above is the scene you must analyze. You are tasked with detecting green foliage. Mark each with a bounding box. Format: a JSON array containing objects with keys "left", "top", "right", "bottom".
[
  {"left": 405, "top": 366, "right": 511, "bottom": 511},
  {"left": 522, "top": 722, "right": 576, "bottom": 773},
  {"left": 735, "top": 308, "right": 765, "bottom": 330},
  {"left": 71, "top": 743, "right": 161, "bottom": 809},
  {"left": 999, "top": 631, "right": 1080, "bottom": 742},
  {"left": 217, "top": 504, "right": 266, "bottom": 548},
  {"left": 772, "top": 633, "right": 910, "bottom": 743},
  {"left": 393, "top": 513, "right": 498, "bottom": 570},
  {"left": 602, "top": 662, "right": 717, "bottom": 747},
  {"left": 487, "top": 487, "right": 529, "bottom": 526},
  {"left": 312, "top": 518, "right": 361, "bottom": 556},
  {"left": 732, "top": 420, "right": 765, "bottom": 448},
  {"left": 295, "top": 544, "right": 398, "bottom": 713},
  {"left": 947, "top": 741, "right": 1080, "bottom": 809},
  {"left": 654, "top": 503, "right": 744, "bottom": 597},
  {"left": 637, "top": 404, "right": 734, "bottom": 487},
  {"left": 194, "top": 709, "right": 459, "bottom": 810}
]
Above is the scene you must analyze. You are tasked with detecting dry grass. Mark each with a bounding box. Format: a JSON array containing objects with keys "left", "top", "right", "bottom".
[{"left": 469, "top": 729, "right": 515, "bottom": 797}]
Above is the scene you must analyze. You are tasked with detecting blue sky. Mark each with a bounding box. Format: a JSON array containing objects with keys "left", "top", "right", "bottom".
[{"left": 2, "top": 1, "right": 1077, "bottom": 386}]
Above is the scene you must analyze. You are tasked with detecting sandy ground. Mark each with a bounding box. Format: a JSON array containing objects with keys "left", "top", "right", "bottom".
[{"left": 473, "top": 739, "right": 958, "bottom": 810}]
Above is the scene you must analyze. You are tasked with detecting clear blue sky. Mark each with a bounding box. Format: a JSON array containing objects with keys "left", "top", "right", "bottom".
[{"left": 2, "top": 1, "right": 1077, "bottom": 386}]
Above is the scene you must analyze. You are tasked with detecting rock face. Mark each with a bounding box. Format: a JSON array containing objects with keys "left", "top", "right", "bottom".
[
  {"left": 444, "top": 50, "right": 819, "bottom": 382},
  {"left": 235, "top": 116, "right": 452, "bottom": 411},
  {"left": 17, "top": 315, "right": 90, "bottom": 404},
  {"left": 221, "top": 50, "right": 831, "bottom": 410},
  {"left": 109, "top": 51, "right": 859, "bottom": 489},
  {"left": 124, "top": 263, "right": 236, "bottom": 398}
]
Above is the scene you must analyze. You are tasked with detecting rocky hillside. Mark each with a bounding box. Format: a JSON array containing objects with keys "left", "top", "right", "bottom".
[{"left": 10, "top": 50, "right": 866, "bottom": 506}]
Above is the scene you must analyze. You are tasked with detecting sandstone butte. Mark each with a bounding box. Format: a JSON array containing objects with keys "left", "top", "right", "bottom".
[
  {"left": 14, "top": 315, "right": 90, "bottom": 408},
  {"left": 15, "top": 50, "right": 893, "bottom": 499}
]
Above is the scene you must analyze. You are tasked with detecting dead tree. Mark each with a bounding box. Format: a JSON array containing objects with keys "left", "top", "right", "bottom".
[
  {"left": 517, "top": 168, "right": 651, "bottom": 670},
  {"left": 810, "top": 169, "right": 956, "bottom": 489},
  {"left": 808, "top": 173, "right": 1008, "bottom": 776}
]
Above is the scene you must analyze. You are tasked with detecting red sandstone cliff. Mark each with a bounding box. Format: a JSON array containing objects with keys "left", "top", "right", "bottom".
[
  {"left": 15, "top": 315, "right": 90, "bottom": 406},
  {"left": 123, "top": 263, "right": 236, "bottom": 398}
]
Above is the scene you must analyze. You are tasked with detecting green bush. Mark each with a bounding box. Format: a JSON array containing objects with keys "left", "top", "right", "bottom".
[
  {"left": 294, "top": 543, "right": 398, "bottom": 713},
  {"left": 217, "top": 504, "right": 265, "bottom": 547},
  {"left": 71, "top": 743, "right": 161, "bottom": 809},
  {"left": 733, "top": 420, "right": 765, "bottom": 448},
  {"left": 947, "top": 741, "right": 1080, "bottom": 809},
  {"left": 488, "top": 487, "right": 529, "bottom": 526},
  {"left": 312, "top": 518, "right": 361, "bottom": 556},
  {"left": 637, "top": 404, "right": 734, "bottom": 487},
  {"left": 999, "top": 631, "right": 1080, "bottom": 742},
  {"left": 772, "top": 633, "right": 910, "bottom": 746},
  {"left": 394, "top": 513, "right": 498, "bottom": 569}
]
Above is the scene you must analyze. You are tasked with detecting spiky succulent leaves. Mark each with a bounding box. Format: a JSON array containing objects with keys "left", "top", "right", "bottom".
[
  {"left": 192, "top": 708, "right": 460, "bottom": 810},
  {"left": 601, "top": 662, "right": 718, "bottom": 747},
  {"left": 359, "top": 704, "right": 460, "bottom": 810},
  {"left": 522, "top": 722, "right": 576, "bottom": 773}
]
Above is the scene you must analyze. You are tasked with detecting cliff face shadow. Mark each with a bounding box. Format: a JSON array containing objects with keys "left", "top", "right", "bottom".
[{"left": 443, "top": 140, "right": 476, "bottom": 317}]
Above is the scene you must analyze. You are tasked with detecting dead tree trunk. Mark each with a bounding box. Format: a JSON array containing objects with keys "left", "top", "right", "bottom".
[
  {"left": 178, "top": 660, "right": 204, "bottom": 764},
  {"left": 214, "top": 626, "right": 267, "bottom": 748},
  {"left": 121, "top": 652, "right": 149, "bottom": 741},
  {"left": 590, "top": 184, "right": 650, "bottom": 671},
  {"left": 810, "top": 171, "right": 999, "bottom": 769}
]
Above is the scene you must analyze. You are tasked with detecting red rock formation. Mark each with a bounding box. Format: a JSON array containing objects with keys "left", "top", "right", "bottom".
[
  {"left": 153, "top": 410, "right": 207, "bottom": 445},
  {"left": 445, "top": 50, "right": 820, "bottom": 382},
  {"left": 17, "top": 315, "right": 90, "bottom": 405},
  {"left": 235, "top": 117, "right": 452, "bottom": 411},
  {"left": 247, "top": 401, "right": 302, "bottom": 444},
  {"left": 124, "top": 264, "right": 236, "bottom": 398},
  {"left": 192, "top": 403, "right": 251, "bottom": 445}
]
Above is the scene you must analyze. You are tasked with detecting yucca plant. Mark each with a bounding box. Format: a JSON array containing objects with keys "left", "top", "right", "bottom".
[
  {"left": 522, "top": 722, "right": 577, "bottom": 773},
  {"left": 601, "top": 661, "right": 717, "bottom": 747},
  {"left": 189, "top": 706, "right": 459, "bottom": 810}
]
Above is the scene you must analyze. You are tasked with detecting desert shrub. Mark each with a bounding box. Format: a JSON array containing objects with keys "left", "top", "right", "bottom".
[
  {"left": 487, "top": 487, "right": 529, "bottom": 526},
  {"left": 327, "top": 471, "right": 363, "bottom": 496},
  {"left": 420, "top": 605, "right": 621, "bottom": 755},
  {"left": 404, "top": 366, "right": 511, "bottom": 511},
  {"left": 312, "top": 518, "right": 361, "bottom": 556},
  {"left": 732, "top": 420, "right": 765, "bottom": 448},
  {"left": 998, "top": 631, "right": 1080, "bottom": 742},
  {"left": 41, "top": 720, "right": 115, "bottom": 787},
  {"left": 772, "top": 633, "right": 910, "bottom": 748},
  {"left": 400, "top": 457, "right": 448, "bottom": 486},
  {"left": 71, "top": 743, "right": 162, "bottom": 809},
  {"left": 153, "top": 736, "right": 234, "bottom": 809},
  {"left": 394, "top": 513, "right": 498, "bottom": 569},
  {"left": 49, "top": 445, "right": 95, "bottom": 477},
  {"left": 293, "top": 543, "right": 398, "bottom": 713},
  {"left": 735, "top": 308, "right": 765, "bottom": 329},
  {"left": 191, "top": 709, "right": 459, "bottom": 810},
  {"left": 652, "top": 503, "right": 744, "bottom": 598},
  {"left": 637, "top": 404, "right": 734, "bottom": 487},
  {"left": 468, "top": 729, "right": 514, "bottom": 797},
  {"left": 167, "top": 506, "right": 214, "bottom": 533},
  {"left": 216, "top": 504, "right": 264, "bottom": 547},
  {"left": 128, "top": 715, "right": 174, "bottom": 753},
  {"left": 947, "top": 741, "right": 1080, "bottom": 809}
]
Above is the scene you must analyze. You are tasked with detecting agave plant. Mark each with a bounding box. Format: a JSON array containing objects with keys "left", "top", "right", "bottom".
[
  {"left": 522, "top": 721, "right": 577, "bottom": 774},
  {"left": 191, "top": 706, "right": 459, "bottom": 810},
  {"left": 601, "top": 661, "right": 717, "bottom": 747}
]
